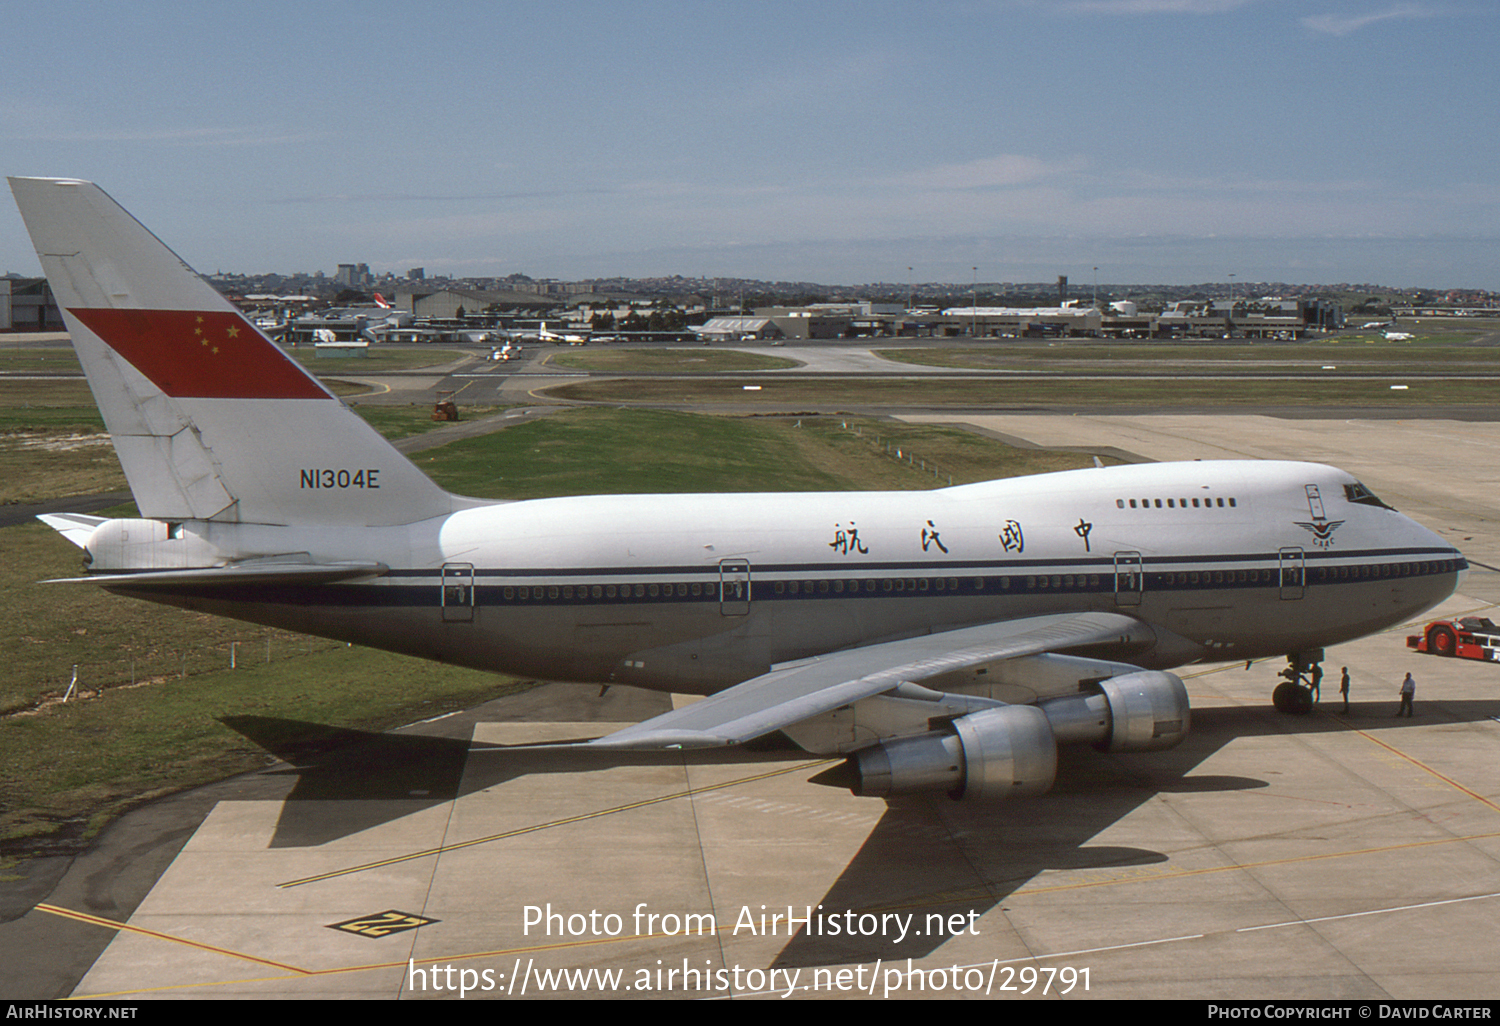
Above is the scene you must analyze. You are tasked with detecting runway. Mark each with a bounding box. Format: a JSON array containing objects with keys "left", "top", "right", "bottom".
[
  {"left": 332, "top": 340, "right": 1500, "bottom": 413},
  {"left": 5, "top": 407, "right": 1497, "bottom": 1001}
]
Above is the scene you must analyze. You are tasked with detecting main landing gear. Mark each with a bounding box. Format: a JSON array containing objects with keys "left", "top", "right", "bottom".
[{"left": 1271, "top": 650, "right": 1324, "bottom": 715}]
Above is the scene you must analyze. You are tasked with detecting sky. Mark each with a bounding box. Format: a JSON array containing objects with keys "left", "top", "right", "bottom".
[{"left": 2, "top": 0, "right": 1497, "bottom": 289}]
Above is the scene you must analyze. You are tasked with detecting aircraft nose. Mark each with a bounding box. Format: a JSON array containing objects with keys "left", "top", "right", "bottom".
[{"left": 1406, "top": 514, "right": 1466, "bottom": 604}]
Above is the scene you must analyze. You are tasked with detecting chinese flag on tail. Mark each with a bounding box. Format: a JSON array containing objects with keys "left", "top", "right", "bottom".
[{"left": 68, "top": 308, "right": 329, "bottom": 400}]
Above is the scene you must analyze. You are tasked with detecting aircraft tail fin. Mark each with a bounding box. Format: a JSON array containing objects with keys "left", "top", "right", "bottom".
[{"left": 8, "top": 177, "right": 464, "bottom": 527}]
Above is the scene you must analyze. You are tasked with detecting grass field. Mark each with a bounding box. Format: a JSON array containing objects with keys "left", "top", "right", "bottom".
[
  {"left": 0, "top": 344, "right": 469, "bottom": 376},
  {"left": 3, "top": 641, "right": 535, "bottom": 857},
  {"left": 876, "top": 336, "right": 1500, "bottom": 371},
  {"left": 345, "top": 402, "right": 500, "bottom": 442},
  {"left": 409, "top": 408, "right": 1097, "bottom": 501},
  {"left": 542, "top": 373, "right": 1500, "bottom": 408}
]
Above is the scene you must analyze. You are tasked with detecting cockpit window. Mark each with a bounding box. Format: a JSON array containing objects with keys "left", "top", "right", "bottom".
[{"left": 1345, "top": 482, "right": 1395, "bottom": 510}]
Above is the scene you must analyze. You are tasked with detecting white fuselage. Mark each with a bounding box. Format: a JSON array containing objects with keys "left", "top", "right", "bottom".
[{"left": 110, "top": 459, "right": 1463, "bottom": 696}]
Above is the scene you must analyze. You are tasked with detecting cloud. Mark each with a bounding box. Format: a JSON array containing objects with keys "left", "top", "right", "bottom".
[
  {"left": 890, "top": 154, "right": 1083, "bottom": 191},
  {"left": 1301, "top": 4, "right": 1440, "bottom": 36}
]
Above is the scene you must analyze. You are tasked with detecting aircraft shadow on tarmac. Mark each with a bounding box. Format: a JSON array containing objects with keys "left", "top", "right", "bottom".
[
  {"left": 218, "top": 714, "right": 794, "bottom": 848},
  {"left": 221, "top": 697, "right": 1499, "bottom": 968},
  {"left": 774, "top": 699, "right": 1500, "bottom": 968}
]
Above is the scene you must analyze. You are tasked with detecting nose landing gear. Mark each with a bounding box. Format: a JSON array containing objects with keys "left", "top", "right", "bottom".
[{"left": 1271, "top": 650, "right": 1323, "bottom": 715}]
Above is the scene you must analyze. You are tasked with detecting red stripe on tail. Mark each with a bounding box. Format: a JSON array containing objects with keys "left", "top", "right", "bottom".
[{"left": 69, "top": 308, "right": 328, "bottom": 400}]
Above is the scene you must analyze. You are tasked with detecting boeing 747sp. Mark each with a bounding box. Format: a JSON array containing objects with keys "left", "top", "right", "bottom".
[{"left": 9, "top": 177, "right": 1465, "bottom": 800}]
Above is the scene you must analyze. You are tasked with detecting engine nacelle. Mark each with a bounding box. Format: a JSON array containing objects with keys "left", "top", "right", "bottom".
[
  {"left": 840, "top": 704, "right": 1057, "bottom": 801},
  {"left": 1039, "top": 670, "right": 1190, "bottom": 752},
  {"left": 823, "top": 671, "right": 1190, "bottom": 801}
]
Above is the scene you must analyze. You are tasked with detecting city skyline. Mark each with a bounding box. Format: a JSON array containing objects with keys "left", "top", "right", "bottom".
[{"left": 3, "top": 1, "right": 1497, "bottom": 289}]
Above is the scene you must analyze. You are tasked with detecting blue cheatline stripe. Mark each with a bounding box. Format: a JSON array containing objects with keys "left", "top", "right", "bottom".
[
  {"left": 375, "top": 545, "right": 1463, "bottom": 581},
  {"left": 112, "top": 552, "right": 1464, "bottom": 609}
]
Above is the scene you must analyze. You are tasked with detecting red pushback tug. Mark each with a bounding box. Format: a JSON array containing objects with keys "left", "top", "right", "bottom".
[{"left": 1408, "top": 617, "right": 1500, "bottom": 662}]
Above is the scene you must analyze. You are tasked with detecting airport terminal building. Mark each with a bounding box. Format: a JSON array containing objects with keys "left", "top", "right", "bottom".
[{"left": 692, "top": 297, "right": 1341, "bottom": 341}]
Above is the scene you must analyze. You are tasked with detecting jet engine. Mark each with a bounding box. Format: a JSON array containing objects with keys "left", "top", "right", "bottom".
[
  {"left": 1039, "top": 670, "right": 1190, "bottom": 753},
  {"left": 844, "top": 704, "right": 1057, "bottom": 801},
  {"left": 824, "top": 670, "right": 1189, "bottom": 801}
]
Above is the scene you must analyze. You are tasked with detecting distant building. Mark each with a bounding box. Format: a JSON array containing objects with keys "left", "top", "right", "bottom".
[
  {"left": 1154, "top": 298, "right": 1341, "bottom": 338},
  {"left": 754, "top": 307, "right": 853, "bottom": 339},
  {"left": 395, "top": 288, "right": 564, "bottom": 319},
  {"left": 936, "top": 305, "right": 1101, "bottom": 337},
  {"left": 0, "top": 277, "right": 63, "bottom": 331},
  {"left": 335, "top": 263, "right": 371, "bottom": 288},
  {"left": 1393, "top": 304, "right": 1491, "bottom": 318},
  {"left": 692, "top": 317, "right": 784, "bottom": 342},
  {"left": 1155, "top": 301, "right": 1230, "bottom": 338}
]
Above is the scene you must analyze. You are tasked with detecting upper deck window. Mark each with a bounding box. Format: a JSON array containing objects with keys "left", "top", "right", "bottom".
[{"left": 1119, "top": 495, "right": 1237, "bottom": 510}]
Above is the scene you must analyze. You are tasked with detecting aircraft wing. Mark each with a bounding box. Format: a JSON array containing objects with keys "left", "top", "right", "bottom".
[
  {"left": 588, "top": 611, "right": 1153, "bottom": 750},
  {"left": 43, "top": 560, "right": 388, "bottom": 587}
]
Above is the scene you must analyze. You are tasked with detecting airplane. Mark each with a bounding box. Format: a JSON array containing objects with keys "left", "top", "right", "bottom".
[
  {"left": 535, "top": 321, "right": 588, "bottom": 344},
  {"left": 1384, "top": 331, "right": 1414, "bottom": 341},
  {"left": 9, "top": 177, "right": 1467, "bottom": 801}
]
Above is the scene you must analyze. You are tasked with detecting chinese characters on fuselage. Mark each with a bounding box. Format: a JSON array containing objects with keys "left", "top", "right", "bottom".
[
  {"left": 828, "top": 522, "right": 868, "bottom": 555},
  {"left": 825, "top": 518, "right": 1031, "bottom": 557}
]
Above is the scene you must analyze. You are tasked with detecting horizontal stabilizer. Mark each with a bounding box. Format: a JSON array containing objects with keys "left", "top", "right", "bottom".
[{"left": 36, "top": 512, "right": 109, "bottom": 549}]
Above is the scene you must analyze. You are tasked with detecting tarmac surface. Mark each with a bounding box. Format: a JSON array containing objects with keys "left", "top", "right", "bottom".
[{"left": 4, "top": 348, "right": 1500, "bottom": 1001}]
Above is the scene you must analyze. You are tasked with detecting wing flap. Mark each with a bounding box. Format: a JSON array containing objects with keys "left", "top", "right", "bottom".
[{"left": 589, "top": 611, "right": 1153, "bottom": 750}]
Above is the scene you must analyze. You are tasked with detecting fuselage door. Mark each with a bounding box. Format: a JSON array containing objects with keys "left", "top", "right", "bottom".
[
  {"left": 1305, "top": 484, "right": 1325, "bottom": 520},
  {"left": 1278, "top": 547, "right": 1305, "bottom": 601},
  {"left": 719, "top": 558, "right": 751, "bottom": 616},
  {"left": 442, "top": 562, "right": 475, "bottom": 622},
  {"left": 1114, "top": 551, "right": 1143, "bottom": 606}
]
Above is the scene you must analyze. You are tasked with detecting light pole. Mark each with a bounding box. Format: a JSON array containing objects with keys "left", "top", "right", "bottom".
[{"left": 972, "top": 266, "right": 978, "bottom": 338}]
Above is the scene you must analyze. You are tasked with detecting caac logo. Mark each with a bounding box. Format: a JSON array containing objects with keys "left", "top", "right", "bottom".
[
  {"left": 1295, "top": 518, "right": 1345, "bottom": 548},
  {"left": 1295, "top": 484, "right": 1344, "bottom": 549}
]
